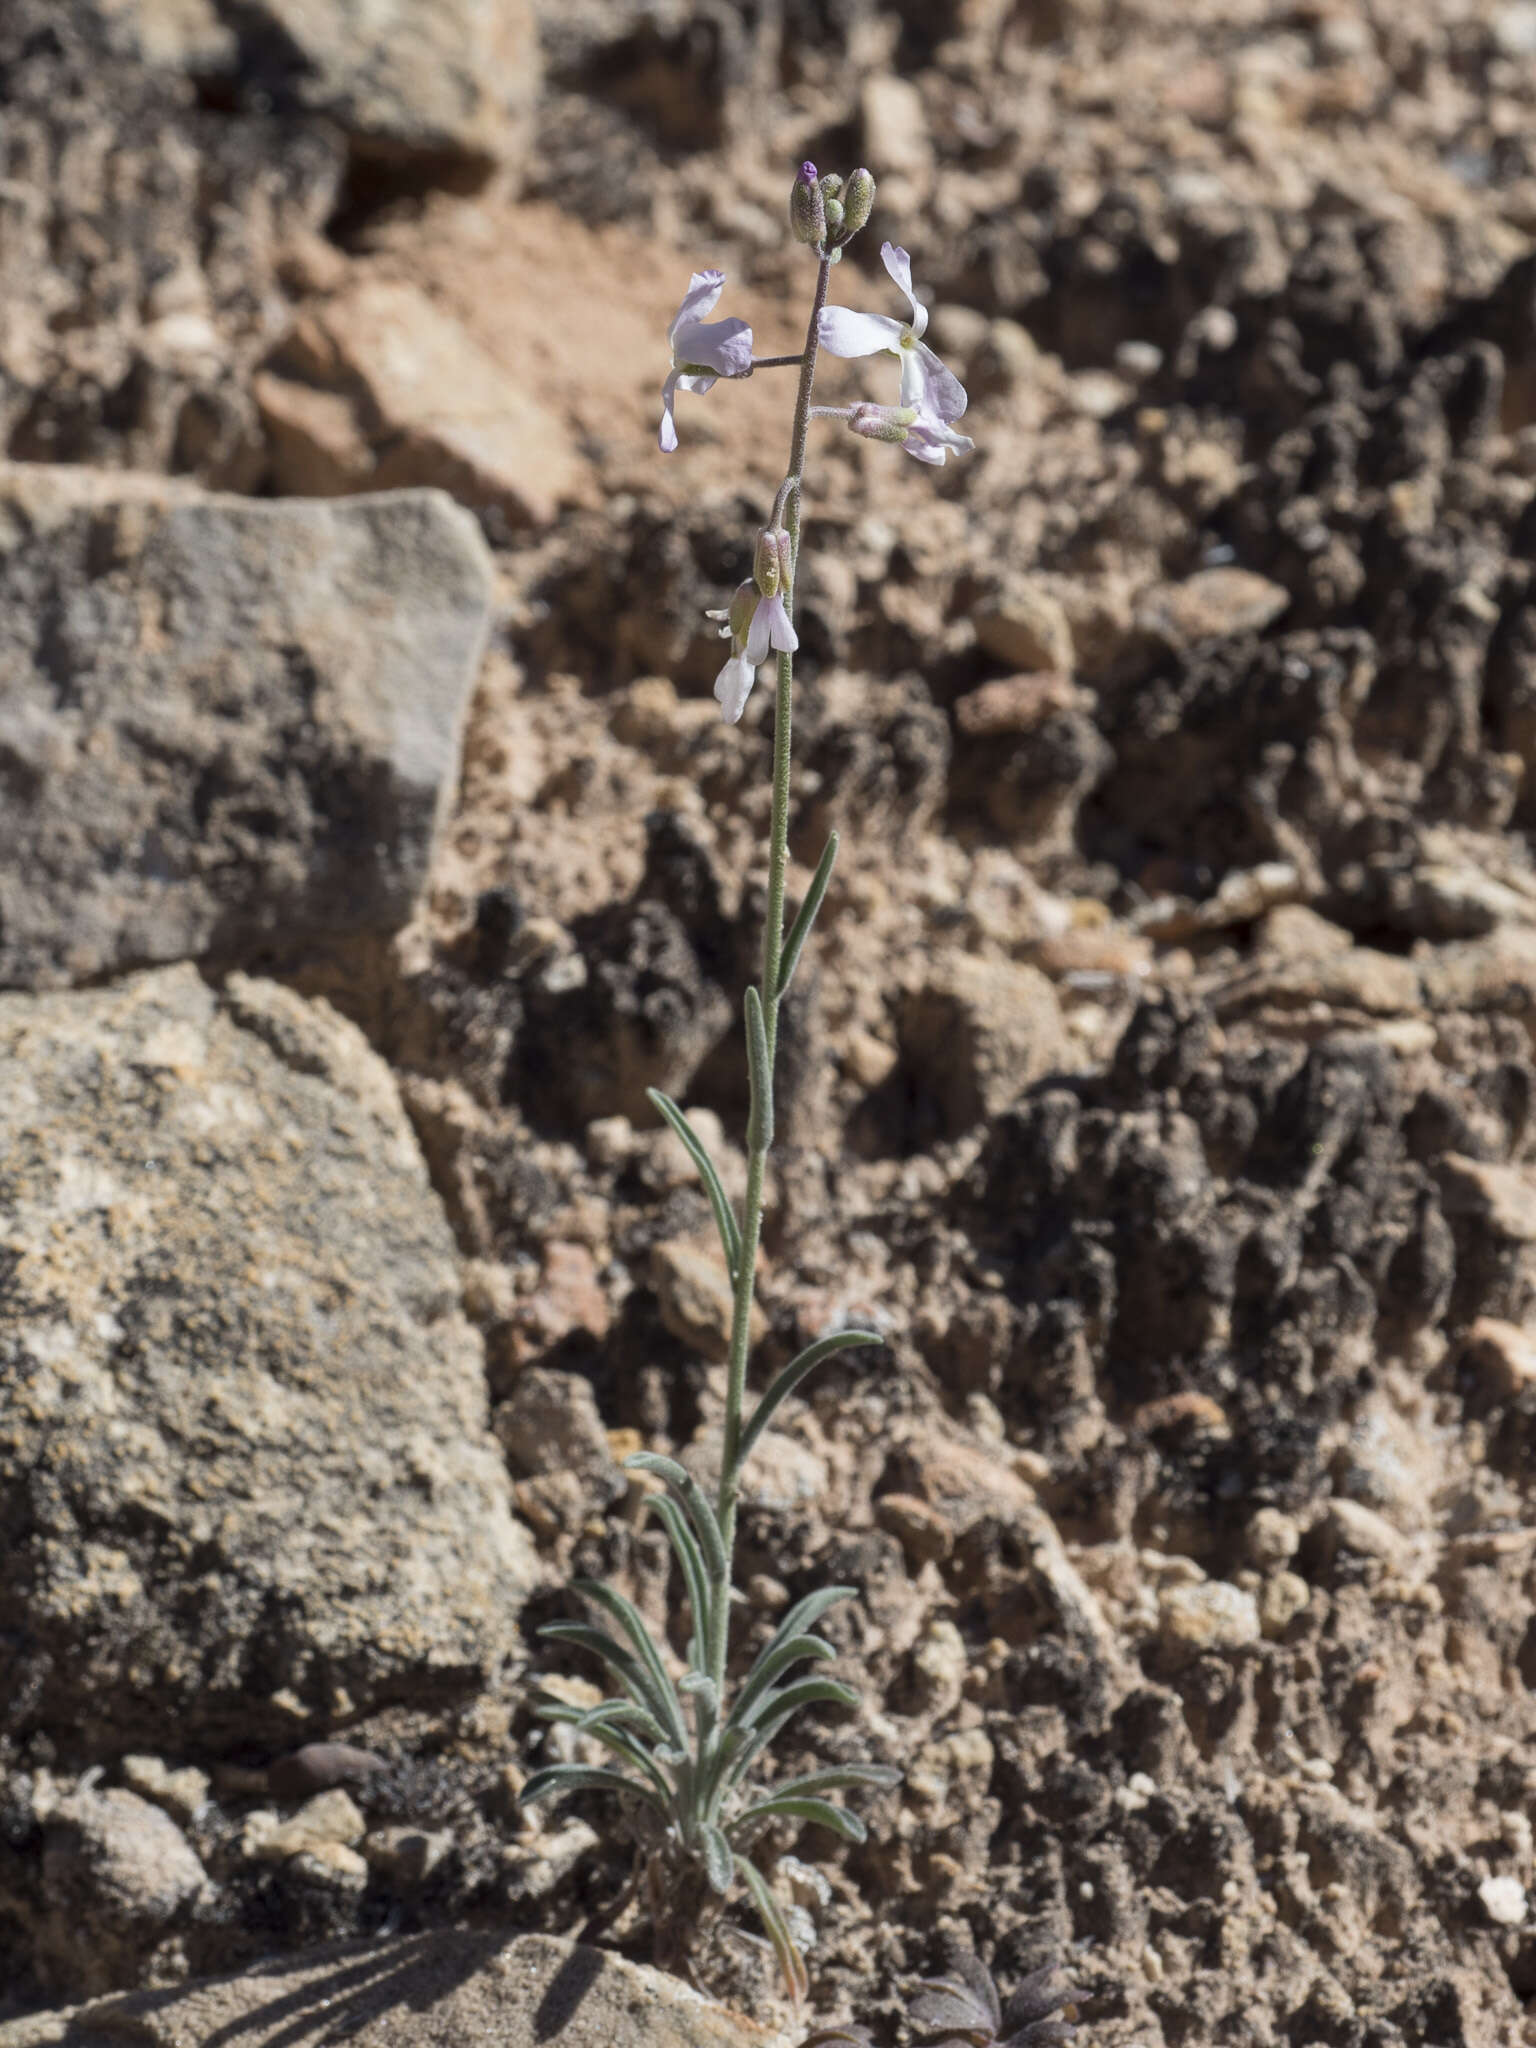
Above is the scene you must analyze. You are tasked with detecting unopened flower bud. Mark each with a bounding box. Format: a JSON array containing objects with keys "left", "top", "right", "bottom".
[
  {"left": 823, "top": 196, "right": 844, "bottom": 236},
  {"left": 819, "top": 173, "right": 844, "bottom": 199},
  {"left": 847, "top": 402, "right": 917, "bottom": 445},
  {"left": 842, "top": 168, "right": 875, "bottom": 236},
  {"left": 790, "top": 161, "right": 825, "bottom": 247},
  {"left": 753, "top": 527, "right": 781, "bottom": 597}
]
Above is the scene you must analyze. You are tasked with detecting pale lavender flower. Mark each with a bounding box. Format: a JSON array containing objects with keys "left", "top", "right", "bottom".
[
  {"left": 846, "top": 400, "right": 974, "bottom": 466},
  {"left": 707, "top": 572, "right": 798, "bottom": 724},
  {"left": 660, "top": 270, "right": 754, "bottom": 452},
  {"left": 818, "top": 242, "right": 967, "bottom": 425}
]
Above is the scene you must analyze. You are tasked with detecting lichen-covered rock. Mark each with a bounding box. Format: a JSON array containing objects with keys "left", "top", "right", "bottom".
[
  {"left": 0, "top": 964, "right": 536, "bottom": 1752},
  {"left": 0, "top": 471, "right": 492, "bottom": 988}
]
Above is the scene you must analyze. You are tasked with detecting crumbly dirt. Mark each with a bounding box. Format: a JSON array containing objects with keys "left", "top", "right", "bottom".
[{"left": 9, "top": 2, "right": 1536, "bottom": 2044}]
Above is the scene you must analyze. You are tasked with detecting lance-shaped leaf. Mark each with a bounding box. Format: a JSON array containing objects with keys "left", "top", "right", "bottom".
[
  {"left": 518, "top": 1763, "right": 666, "bottom": 1814},
  {"left": 755, "top": 1763, "right": 902, "bottom": 1801},
  {"left": 625, "top": 1452, "right": 729, "bottom": 1587},
  {"left": 646, "top": 1088, "right": 742, "bottom": 1281},
  {"left": 718, "top": 1677, "right": 860, "bottom": 1794},
  {"left": 578, "top": 1724, "right": 676, "bottom": 1799},
  {"left": 729, "top": 1793, "right": 868, "bottom": 1842},
  {"left": 570, "top": 1579, "right": 689, "bottom": 1746},
  {"left": 701, "top": 1821, "right": 735, "bottom": 1896},
  {"left": 539, "top": 1622, "right": 677, "bottom": 1739},
  {"left": 775, "top": 830, "right": 838, "bottom": 1001},
  {"left": 726, "top": 1633, "right": 837, "bottom": 1732},
  {"left": 678, "top": 1669, "right": 720, "bottom": 1742},
  {"left": 737, "top": 1330, "right": 881, "bottom": 1468},
  {"left": 642, "top": 1491, "right": 715, "bottom": 1666},
  {"left": 735, "top": 1852, "right": 809, "bottom": 2005}
]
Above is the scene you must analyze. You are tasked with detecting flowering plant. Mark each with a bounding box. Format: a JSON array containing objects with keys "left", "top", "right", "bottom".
[{"left": 524, "top": 162, "right": 975, "bottom": 2001}]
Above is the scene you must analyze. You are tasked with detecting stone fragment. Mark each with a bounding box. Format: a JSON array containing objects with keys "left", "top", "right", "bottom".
[
  {"left": 1459, "top": 1317, "right": 1536, "bottom": 1399},
  {"left": 953, "top": 673, "right": 1079, "bottom": 737},
  {"left": 1245, "top": 1509, "right": 1301, "bottom": 1569},
  {"left": 494, "top": 1367, "right": 624, "bottom": 1504},
  {"left": 259, "top": 278, "right": 582, "bottom": 527},
  {"left": 1259, "top": 1570, "right": 1311, "bottom": 1640},
  {"left": 246, "top": 1790, "right": 367, "bottom": 1863},
  {"left": 860, "top": 76, "right": 932, "bottom": 179},
  {"left": 1157, "top": 1581, "right": 1261, "bottom": 1658},
  {"left": 1437, "top": 1156, "right": 1536, "bottom": 1242},
  {"left": 0, "top": 965, "right": 536, "bottom": 1751},
  {"left": 908, "top": 1619, "right": 967, "bottom": 1715},
  {"left": 364, "top": 1826, "right": 456, "bottom": 1887},
  {"left": 129, "top": 0, "right": 544, "bottom": 174},
  {"left": 267, "top": 1744, "right": 389, "bottom": 1803},
  {"left": 1315, "top": 1499, "right": 1410, "bottom": 1568},
  {"left": 973, "top": 582, "right": 1075, "bottom": 672},
  {"left": 34, "top": 1787, "right": 207, "bottom": 1996},
  {"left": 899, "top": 956, "right": 1064, "bottom": 1137},
  {"left": 1479, "top": 1874, "right": 1528, "bottom": 1926},
  {"left": 875, "top": 1492, "right": 955, "bottom": 1566},
  {"left": 651, "top": 1240, "right": 767, "bottom": 1360},
  {"left": 1137, "top": 567, "right": 1290, "bottom": 645},
  {"left": 289, "top": 1843, "right": 368, "bottom": 1889},
  {"left": 119, "top": 1758, "right": 211, "bottom": 1829},
  {"left": 0, "top": 468, "right": 493, "bottom": 989}
]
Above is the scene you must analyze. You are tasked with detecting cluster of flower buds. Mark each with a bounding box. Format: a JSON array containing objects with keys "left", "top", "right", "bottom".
[
  {"left": 707, "top": 524, "right": 798, "bottom": 723},
  {"left": 790, "top": 162, "right": 875, "bottom": 260}
]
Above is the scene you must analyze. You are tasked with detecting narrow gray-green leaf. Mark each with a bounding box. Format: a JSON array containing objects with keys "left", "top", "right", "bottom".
[
  {"left": 518, "top": 1764, "right": 664, "bottom": 1813},
  {"left": 766, "top": 1764, "right": 902, "bottom": 1799},
  {"left": 571, "top": 1581, "right": 688, "bottom": 1747},
  {"left": 735, "top": 1853, "right": 809, "bottom": 2005},
  {"left": 737, "top": 1330, "right": 881, "bottom": 1468},
  {"left": 719, "top": 1678, "right": 860, "bottom": 1793},
  {"left": 701, "top": 1822, "right": 735, "bottom": 1897},
  {"left": 643, "top": 1492, "right": 714, "bottom": 1665},
  {"left": 646, "top": 1088, "right": 741, "bottom": 1281},
  {"left": 539, "top": 1622, "right": 673, "bottom": 1733},
  {"left": 624, "top": 1451, "right": 729, "bottom": 1586},
  {"left": 776, "top": 831, "right": 838, "bottom": 1000},
  {"left": 729, "top": 1795, "right": 868, "bottom": 1843},
  {"left": 727, "top": 1634, "right": 836, "bottom": 1734},
  {"left": 569, "top": 1720, "right": 675, "bottom": 1800},
  {"left": 744, "top": 984, "right": 774, "bottom": 1152}
]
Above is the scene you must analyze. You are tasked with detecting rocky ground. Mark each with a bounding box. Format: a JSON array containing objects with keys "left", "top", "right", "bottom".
[{"left": 6, "top": 1, "right": 1536, "bottom": 2042}]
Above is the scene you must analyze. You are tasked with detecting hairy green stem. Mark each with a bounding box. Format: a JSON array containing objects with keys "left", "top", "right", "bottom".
[{"left": 710, "top": 255, "right": 832, "bottom": 1691}]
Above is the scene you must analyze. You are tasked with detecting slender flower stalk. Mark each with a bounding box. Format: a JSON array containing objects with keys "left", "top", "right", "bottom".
[
  {"left": 524, "top": 160, "right": 972, "bottom": 2002},
  {"left": 715, "top": 250, "right": 833, "bottom": 1630}
]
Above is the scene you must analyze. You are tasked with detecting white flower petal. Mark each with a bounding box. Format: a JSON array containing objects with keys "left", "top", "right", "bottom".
[
  {"left": 904, "top": 415, "right": 975, "bottom": 465},
  {"left": 669, "top": 270, "right": 725, "bottom": 345},
  {"left": 675, "top": 315, "right": 753, "bottom": 379},
  {"left": 818, "top": 306, "right": 904, "bottom": 359},
  {"left": 899, "top": 339, "right": 968, "bottom": 423},
  {"left": 714, "top": 654, "right": 756, "bottom": 724},
  {"left": 658, "top": 370, "right": 680, "bottom": 453},
  {"left": 762, "top": 593, "right": 799, "bottom": 654},
  {"left": 675, "top": 372, "right": 718, "bottom": 395},
  {"left": 744, "top": 597, "right": 773, "bottom": 666},
  {"left": 880, "top": 243, "right": 925, "bottom": 337}
]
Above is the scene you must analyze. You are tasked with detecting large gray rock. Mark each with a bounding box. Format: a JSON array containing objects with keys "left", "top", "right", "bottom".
[
  {"left": 0, "top": 468, "right": 492, "bottom": 990},
  {"left": 108, "top": 0, "right": 540, "bottom": 175},
  {"left": 0, "top": 964, "right": 536, "bottom": 1751},
  {"left": 0, "top": 1933, "right": 784, "bottom": 2048}
]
